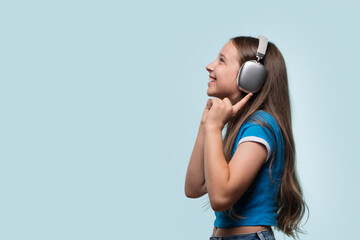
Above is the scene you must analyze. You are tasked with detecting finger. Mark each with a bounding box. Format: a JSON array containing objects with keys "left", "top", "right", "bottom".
[
  {"left": 211, "top": 98, "right": 215, "bottom": 104},
  {"left": 222, "top": 97, "right": 232, "bottom": 107},
  {"left": 212, "top": 98, "right": 220, "bottom": 107},
  {"left": 232, "top": 93, "right": 253, "bottom": 113},
  {"left": 206, "top": 99, "right": 212, "bottom": 109},
  {"left": 222, "top": 98, "right": 234, "bottom": 113}
]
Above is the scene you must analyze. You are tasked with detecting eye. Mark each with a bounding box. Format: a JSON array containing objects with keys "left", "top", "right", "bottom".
[{"left": 219, "top": 57, "right": 224, "bottom": 63}]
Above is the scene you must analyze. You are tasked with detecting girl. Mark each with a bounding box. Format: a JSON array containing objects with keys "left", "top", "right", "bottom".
[{"left": 185, "top": 36, "right": 308, "bottom": 240}]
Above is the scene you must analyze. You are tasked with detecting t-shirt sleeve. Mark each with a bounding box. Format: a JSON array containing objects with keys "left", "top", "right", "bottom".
[{"left": 236, "top": 120, "right": 276, "bottom": 163}]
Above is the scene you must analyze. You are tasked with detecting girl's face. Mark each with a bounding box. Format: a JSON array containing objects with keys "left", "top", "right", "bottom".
[{"left": 206, "top": 40, "right": 241, "bottom": 102}]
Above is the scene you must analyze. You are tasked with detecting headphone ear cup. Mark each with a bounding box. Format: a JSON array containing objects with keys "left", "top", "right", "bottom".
[{"left": 236, "top": 60, "right": 267, "bottom": 94}]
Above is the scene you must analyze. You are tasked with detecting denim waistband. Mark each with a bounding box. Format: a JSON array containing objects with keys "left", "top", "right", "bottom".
[{"left": 209, "top": 228, "right": 275, "bottom": 240}]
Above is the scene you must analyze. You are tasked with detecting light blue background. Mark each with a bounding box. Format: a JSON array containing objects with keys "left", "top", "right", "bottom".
[{"left": 1, "top": 1, "right": 359, "bottom": 239}]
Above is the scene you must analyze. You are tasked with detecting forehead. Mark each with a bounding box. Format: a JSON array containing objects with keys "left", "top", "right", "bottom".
[{"left": 219, "top": 41, "right": 239, "bottom": 61}]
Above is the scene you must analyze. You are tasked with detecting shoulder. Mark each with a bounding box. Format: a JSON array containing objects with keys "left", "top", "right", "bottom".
[
  {"left": 233, "top": 110, "right": 281, "bottom": 161},
  {"left": 241, "top": 110, "right": 281, "bottom": 139},
  {"left": 246, "top": 110, "right": 278, "bottom": 129}
]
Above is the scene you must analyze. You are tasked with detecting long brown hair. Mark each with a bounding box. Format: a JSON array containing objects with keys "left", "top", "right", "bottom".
[{"left": 203, "top": 36, "right": 309, "bottom": 239}]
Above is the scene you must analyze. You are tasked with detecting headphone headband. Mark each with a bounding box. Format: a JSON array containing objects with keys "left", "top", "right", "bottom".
[{"left": 256, "top": 36, "right": 268, "bottom": 59}]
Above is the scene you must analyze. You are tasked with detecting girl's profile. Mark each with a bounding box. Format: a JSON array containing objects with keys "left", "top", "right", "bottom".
[{"left": 185, "top": 35, "right": 308, "bottom": 240}]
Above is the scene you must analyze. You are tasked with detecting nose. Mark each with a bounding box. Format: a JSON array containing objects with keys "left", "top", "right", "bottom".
[{"left": 206, "top": 60, "right": 216, "bottom": 73}]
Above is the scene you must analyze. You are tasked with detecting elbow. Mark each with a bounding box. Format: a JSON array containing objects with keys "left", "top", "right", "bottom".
[
  {"left": 209, "top": 195, "right": 232, "bottom": 212},
  {"left": 184, "top": 186, "right": 196, "bottom": 198},
  {"left": 185, "top": 189, "right": 204, "bottom": 199},
  {"left": 185, "top": 191, "right": 199, "bottom": 199},
  {"left": 211, "top": 201, "right": 230, "bottom": 212},
  {"left": 184, "top": 186, "right": 203, "bottom": 199},
  {"left": 184, "top": 182, "right": 207, "bottom": 199},
  {"left": 184, "top": 181, "right": 195, "bottom": 198}
]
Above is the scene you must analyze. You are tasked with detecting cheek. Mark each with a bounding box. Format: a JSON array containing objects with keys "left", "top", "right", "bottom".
[
  {"left": 215, "top": 68, "right": 228, "bottom": 79},
  {"left": 218, "top": 68, "right": 238, "bottom": 82},
  {"left": 215, "top": 65, "right": 239, "bottom": 80}
]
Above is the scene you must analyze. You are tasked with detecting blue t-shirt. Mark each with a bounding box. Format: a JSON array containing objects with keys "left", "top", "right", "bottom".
[{"left": 214, "top": 110, "right": 285, "bottom": 228}]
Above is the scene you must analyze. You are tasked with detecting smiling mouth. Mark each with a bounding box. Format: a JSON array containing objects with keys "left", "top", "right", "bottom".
[{"left": 208, "top": 80, "right": 216, "bottom": 86}]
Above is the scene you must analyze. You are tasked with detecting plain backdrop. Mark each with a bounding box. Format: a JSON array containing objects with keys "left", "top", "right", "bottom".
[{"left": 1, "top": 1, "right": 359, "bottom": 239}]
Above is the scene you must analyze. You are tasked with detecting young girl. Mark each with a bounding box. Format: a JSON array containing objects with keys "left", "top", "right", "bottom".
[{"left": 185, "top": 36, "right": 308, "bottom": 240}]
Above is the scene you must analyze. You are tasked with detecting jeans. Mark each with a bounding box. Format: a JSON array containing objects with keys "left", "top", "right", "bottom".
[{"left": 209, "top": 228, "right": 275, "bottom": 240}]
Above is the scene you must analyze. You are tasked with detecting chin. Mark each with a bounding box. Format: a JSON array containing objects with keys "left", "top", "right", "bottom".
[
  {"left": 207, "top": 88, "right": 218, "bottom": 97},
  {"left": 207, "top": 92, "right": 217, "bottom": 98},
  {"left": 207, "top": 91, "right": 224, "bottom": 99}
]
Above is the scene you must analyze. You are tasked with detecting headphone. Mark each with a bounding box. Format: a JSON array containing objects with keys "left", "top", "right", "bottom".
[{"left": 236, "top": 35, "right": 268, "bottom": 94}]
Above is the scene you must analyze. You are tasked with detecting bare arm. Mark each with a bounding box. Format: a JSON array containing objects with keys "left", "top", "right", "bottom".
[
  {"left": 204, "top": 125, "right": 267, "bottom": 212},
  {"left": 184, "top": 99, "right": 213, "bottom": 198},
  {"left": 184, "top": 122, "right": 208, "bottom": 198}
]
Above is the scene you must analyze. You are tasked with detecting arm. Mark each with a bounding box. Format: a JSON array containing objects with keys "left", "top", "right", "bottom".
[
  {"left": 204, "top": 125, "right": 267, "bottom": 212},
  {"left": 184, "top": 122, "right": 208, "bottom": 198}
]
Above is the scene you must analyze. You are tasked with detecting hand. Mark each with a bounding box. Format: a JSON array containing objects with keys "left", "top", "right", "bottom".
[
  {"left": 204, "top": 93, "right": 253, "bottom": 130},
  {"left": 200, "top": 99, "right": 213, "bottom": 125}
]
